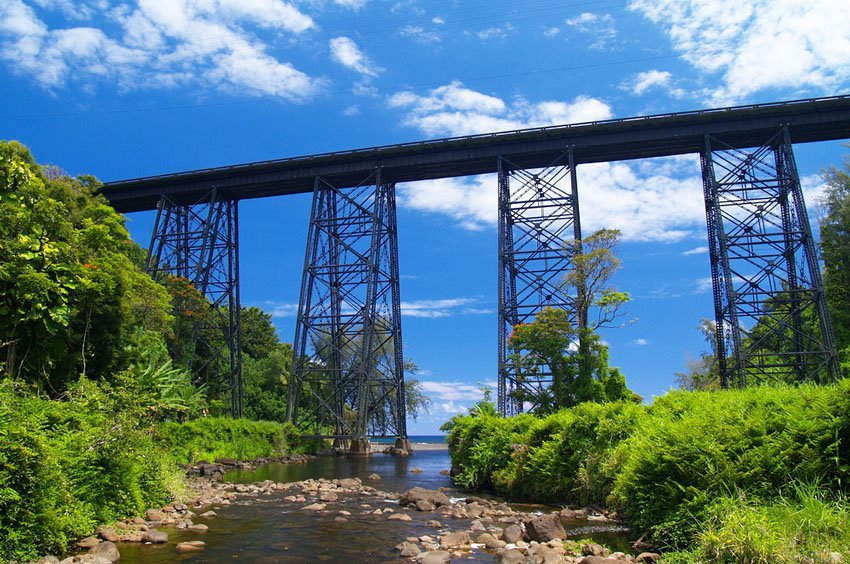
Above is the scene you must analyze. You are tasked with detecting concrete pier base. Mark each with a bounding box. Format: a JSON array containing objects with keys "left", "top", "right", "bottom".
[
  {"left": 394, "top": 438, "right": 413, "bottom": 453},
  {"left": 332, "top": 438, "right": 350, "bottom": 450},
  {"left": 347, "top": 438, "right": 371, "bottom": 457}
]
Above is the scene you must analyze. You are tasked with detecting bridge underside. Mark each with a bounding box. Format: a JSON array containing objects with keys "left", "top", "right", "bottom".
[{"left": 102, "top": 96, "right": 848, "bottom": 420}]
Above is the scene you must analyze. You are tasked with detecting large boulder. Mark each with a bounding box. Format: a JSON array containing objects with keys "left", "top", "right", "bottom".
[
  {"left": 142, "top": 530, "right": 168, "bottom": 544},
  {"left": 439, "top": 531, "right": 471, "bottom": 548},
  {"left": 419, "top": 550, "right": 452, "bottom": 564},
  {"left": 88, "top": 541, "right": 120, "bottom": 563},
  {"left": 502, "top": 524, "right": 523, "bottom": 544},
  {"left": 524, "top": 513, "right": 566, "bottom": 542},
  {"left": 399, "top": 487, "right": 451, "bottom": 508}
]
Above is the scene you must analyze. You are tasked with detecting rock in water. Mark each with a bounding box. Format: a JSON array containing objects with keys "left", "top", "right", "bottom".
[
  {"left": 416, "top": 499, "right": 436, "bottom": 512},
  {"left": 524, "top": 513, "right": 566, "bottom": 542},
  {"left": 581, "top": 543, "right": 607, "bottom": 557},
  {"left": 502, "top": 524, "right": 523, "bottom": 544},
  {"left": 497, "top": 549, "right": 525, "bottom": 564},
  {"left": 419, "top": 550, "right": 452, "bottom": 563},
  {"left": 176, "top": 541, "right": 206, "bottom": 552},
  {"left": 439, "top": 531, "right": 471, "bottom": 548},
  {"left": 399, "top": 487, "right": 450, "bottom": 508},
  {"left": 88, "top": 541, "right": 120, "bottom": 563},
  {"left": 395, "top": 541, "right": 421, "bottom": 557},
  {"left": 142, "top": 530, "right": 168, "bottom": 544},
  {"left": 388, "top": 513, "right": 412, "bottom": 521}
]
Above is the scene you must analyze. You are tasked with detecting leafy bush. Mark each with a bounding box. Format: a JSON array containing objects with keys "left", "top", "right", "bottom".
[
  {"left": 446, "top": 382, "right": 850, "bottom": 556},
  {"left": 447, "top": 401, "right": 644, "bottom": 505},
  {"left": 0, "top": 379, "right": 186, "bottom": 561},
  {"left": 157, "top": 417, "right": 298, "bottom": 464},
  {"left": 611, "top": 382, "right": 850, "bottom": 549},
  {"left": 498, "top": 401, "right": 645, "bottom": 504}
]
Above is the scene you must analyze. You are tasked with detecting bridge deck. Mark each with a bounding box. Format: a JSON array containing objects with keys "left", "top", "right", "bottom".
[{"left": 102, "top": 95, "right": 850, "bottom": 212}]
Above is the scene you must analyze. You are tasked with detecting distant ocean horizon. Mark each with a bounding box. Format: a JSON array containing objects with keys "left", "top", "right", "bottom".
[{"left": 371, "top": 435, "right": 446, "bottom": 444}]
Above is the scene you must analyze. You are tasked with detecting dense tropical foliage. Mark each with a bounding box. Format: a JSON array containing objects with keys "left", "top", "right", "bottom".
[{"left": 0, "top": 141, "right": 317, "bottom": 560}]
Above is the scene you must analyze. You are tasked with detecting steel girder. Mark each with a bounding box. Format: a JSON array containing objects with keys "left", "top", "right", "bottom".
[
  {"left": 701, "top": 127, "right": 839, "bottom": 387},
  {"left": 288, "top": 170, "right": 407, "bottom": 440},
  {"left": 498, "top": 151, "right": 581, "bottom": 416},
  {"left": 146, "top": 190, "right": 243, "bottom": 417}
]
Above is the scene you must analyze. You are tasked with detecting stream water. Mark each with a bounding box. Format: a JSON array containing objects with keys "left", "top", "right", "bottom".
[{"left": 116, "top": 440, "right": 631, "bottom": 562}]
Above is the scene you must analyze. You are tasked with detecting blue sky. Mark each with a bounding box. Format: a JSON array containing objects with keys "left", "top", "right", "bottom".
[{"left": 1, "top": 0, "right": 849, "bottom": 433}]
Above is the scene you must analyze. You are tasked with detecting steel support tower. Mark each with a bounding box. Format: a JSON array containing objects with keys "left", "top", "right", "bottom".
[
  {"left": 498, "top": 151, "right": 581, "bottom": 415},
  {"left": 146, "top": 190, "right": 243, "bottom": 417},
  {"left": 287, "top": 170, "right": 407, "bottom": 443},
  {"left": 701, "top": 126, "right": 839, "bottom": 387}
]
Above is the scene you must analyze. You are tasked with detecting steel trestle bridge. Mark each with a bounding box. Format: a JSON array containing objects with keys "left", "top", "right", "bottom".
[{"left": 102, "top": 95, "right": 850, "bottom": 445}]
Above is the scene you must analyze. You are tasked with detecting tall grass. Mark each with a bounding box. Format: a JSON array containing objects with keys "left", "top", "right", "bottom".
[{"left": 157, "top": 417, "right": 298, "bottom": 464}]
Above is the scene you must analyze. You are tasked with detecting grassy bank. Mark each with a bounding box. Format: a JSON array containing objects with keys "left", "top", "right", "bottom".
[
  {"left": 446, "top": 381, "right": 850, "bottom": 559},
  {"left": 0, "top": 380, "right": 295, "bottom": 561}
]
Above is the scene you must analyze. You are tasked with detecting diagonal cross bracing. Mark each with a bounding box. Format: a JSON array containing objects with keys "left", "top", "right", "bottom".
[
  {"left": 498, "top": 151, "right": 581, "bottom": 416},
  {"left": 145, "top": 190, "right": 243, "bottom": 417},
  {"left": 701, "top": 127, "right": 839, "bottom": 387},
  {"left": 288, "top": 171, "right": 406, "bottom": 440}
]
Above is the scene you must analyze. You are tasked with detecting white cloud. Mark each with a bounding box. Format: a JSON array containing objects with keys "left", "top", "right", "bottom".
[
  {"left": 633, "top": 338, "right": 649, "bottom": 346},
  {"left": 263, "top": 301, "right": 299, "bottom": 317},
  {"left": 629, "top": 0, "right": 850, "bottom": 104},
  {"left": 543, "top": 26, "right": 560, "bottom": 38},
  {"left": 419, "top": 381, "right": 484, "bottom": 401},
  {"left": 564, "top": 11, "right": 616, "bottom": 50},
  {"left": 332, "top": 0, "right": 367, "bottom": 9},
  {"left": 0, "top": 0, "right": 322, "bottom": 100},
  {"left": 399, "top": 25, "right": 441, "bottom": 43},
  {"left": 682, "top": 246, "right": 708, "bottom": 256},
  {"left": 329, "top": 36, "right": 382, "bottom": 76},
  {"left": 431, "top": 16, "right": 444, "bottom": 25},
  {"left": 342, "top": 104, "right": 360, "bottom": 116},
  {"left": 398, "top": 176, "right": 495, "bottom": 230},
  {"left": 623, "top": 69, "right": 672, "bottom": 95},
  {"left": 389, "top": 80, "right": 611, "bottom": 137},
  {"left": 401, "top": 297, "right": 492, "bottom": 318},
  {"left": 391, "top": 83, "right": 708, "bottom": 242},
  {"left": 434, "top": 401, "right": 467, "bottom": 415},
  {"left": 693, "top": 277, "right": 713, "bottom": 295},
  {"left": 476, "top": 23, "right": 513, "bottom": 40}
]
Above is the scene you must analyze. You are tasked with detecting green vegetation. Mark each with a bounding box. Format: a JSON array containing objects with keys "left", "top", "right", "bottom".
[
  {"left": 446, "top": 381, "right": 850, "bottom": 558},
  {"left": 0, "top": 141, "right": 307, "bottom": 560},
  {"left": 508, "top": 229, "right": 635, "bottom": 411},
  {"left": 820, "top": 151, "right": 850, "bottom": 373},
  {"left": 158, "top": 417, "right": 298, "bottom": 464}
]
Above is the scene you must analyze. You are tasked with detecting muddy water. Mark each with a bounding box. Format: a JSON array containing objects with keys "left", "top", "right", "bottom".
[{"left": 117, "top": 448, "right": 631, "bottom": 562}]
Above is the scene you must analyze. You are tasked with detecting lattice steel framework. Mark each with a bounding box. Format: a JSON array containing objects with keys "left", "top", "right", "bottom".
[
  {"left": 701, "top": 127, "right": 839, "bottom": 388},
  {"left": 498, "top": 151, "right": 581, "bottom": 416},
  {"left": 287, "top": 170, "right": 407, "bottom": 440},
  {"left": 146, "top": 190, "right": 243, "bottom": 417}
]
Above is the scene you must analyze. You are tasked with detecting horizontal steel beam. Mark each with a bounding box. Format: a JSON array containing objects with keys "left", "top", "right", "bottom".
[{"left": 101, "top": 95, "right": 850, "bottom": 212}]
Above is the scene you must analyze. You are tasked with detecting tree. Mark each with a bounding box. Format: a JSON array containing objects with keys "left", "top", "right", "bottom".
[
  {"left": 507, "top": 228, "right": 634, "bottom": 411},
  {"left": 242, "top": 343, "right": 291, "bottom": 422},
  {"left": 820, "top": 154, "right": 850, "bottom": 372},
  {"left": 674, "top": 318, "right": 721, "bottom": 391},
  {"left": 402, "top": 360, "right": 432, "bottom": 421},
  {"left": 565, "top": 228, "right": 631, "bottom": 333},
  {"left": 510, "top": 307, "right": 633, "bottom": 411},
  {"left": 240, "top": 306, "right": 280, "bottom": 360},
  {"left": 0, "top": 141, "right": 173, "bottom": 392}
]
